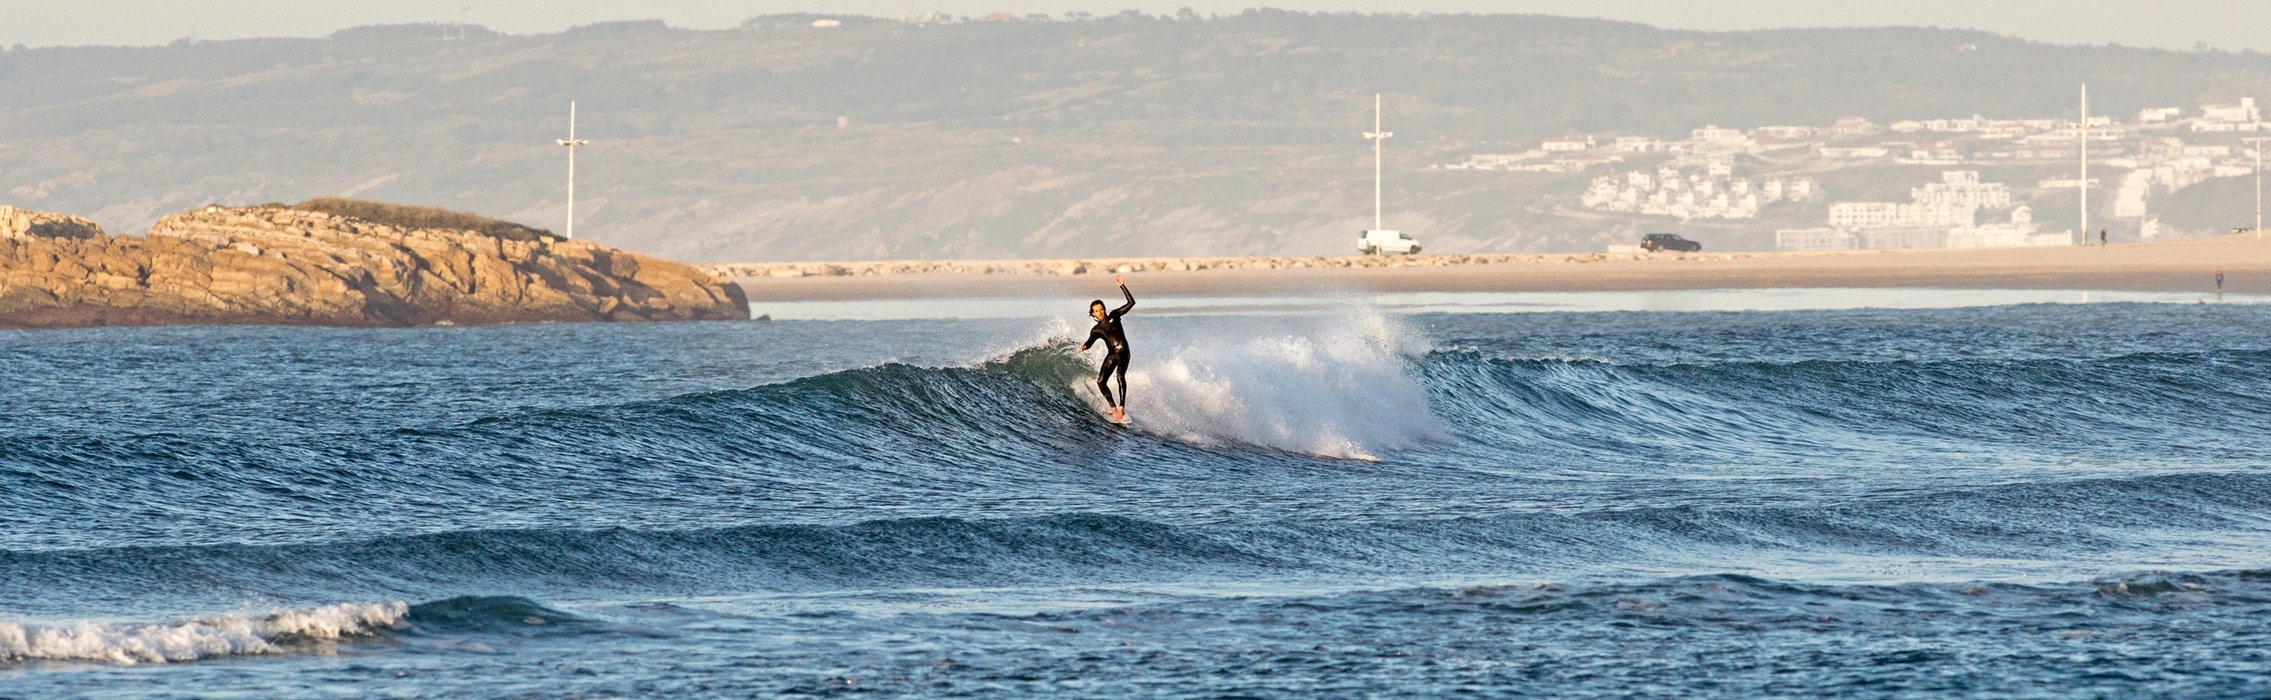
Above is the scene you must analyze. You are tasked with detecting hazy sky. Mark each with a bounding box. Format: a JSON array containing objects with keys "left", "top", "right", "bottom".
[{"left": 1, "top": 1, "right": 2264, "bottom": 52}]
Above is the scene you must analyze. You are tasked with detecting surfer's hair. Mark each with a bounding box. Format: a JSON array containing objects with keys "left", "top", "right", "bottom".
[{"left": 1090, "top": 300, "right": 1107, "bottom": 312}]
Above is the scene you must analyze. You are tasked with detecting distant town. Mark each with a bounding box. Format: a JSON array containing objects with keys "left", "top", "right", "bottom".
[{"left": 1440, "top": 96, "right": 2266, "bottom": 252}]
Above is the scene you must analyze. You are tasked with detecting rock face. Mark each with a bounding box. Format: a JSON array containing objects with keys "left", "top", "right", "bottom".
[
  {"left": 0, "top": 206, "right": 104, "bottom": 241},
  {"left": 0, "top": 204, "right": 748, "bottom": 328}
]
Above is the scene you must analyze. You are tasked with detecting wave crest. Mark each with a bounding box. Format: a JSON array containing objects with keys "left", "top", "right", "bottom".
[
  {"left": 0, "top": 601, "right": 406, "bottom": 665},
  {"left": 1097, "top": 312, "right": 1446, "bottom": 458}
]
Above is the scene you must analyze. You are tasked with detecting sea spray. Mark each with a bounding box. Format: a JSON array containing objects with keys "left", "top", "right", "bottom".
[{"left": 1096, "top": 309, "right": 1447, "bottom": 458}]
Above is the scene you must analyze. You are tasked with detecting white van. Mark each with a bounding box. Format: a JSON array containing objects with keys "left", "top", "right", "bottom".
[{"left": 1358, "top": 229, "right": 1421, "bottom": 255}]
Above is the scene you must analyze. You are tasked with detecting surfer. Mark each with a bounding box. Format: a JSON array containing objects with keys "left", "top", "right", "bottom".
[{"left": 1081, "top": 275, "right": 1136, "bottom": 422}]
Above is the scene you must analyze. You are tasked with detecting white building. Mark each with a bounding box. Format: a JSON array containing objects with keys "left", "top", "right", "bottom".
[
  {"left": 1823, "top": 172, "right": 2057, "bottom": 250},
  {"left": 1829, "top": 202, "right": 1902, "bottom": 229},
  {"left": 1753, "top": 125, "right": 1817, "bottom": 140},
  {"left": 1828, "top": 171, "right": 2029, "bottom": 242},
  {"left": 1900, "top": 142, "right": 1965, "bottom": 164},
  {"left": 1583, "top": 164, "right": 1808, "bottom": 220},
  {"left": 1543, "top": 135, "right": 1595, "bottom": 152},
  {"left": 1861, "top": 228, "right": 1949, "bottom": 250},
  {"left": 1690, "top": 125, "right": 1746, "bottom": 144},
  {"left": 2194, "top": 98, "right": 2262, "bottom": 131},
  {"left": 1828, "top": 201, "right": 1976, "bottom": 230},
  {"left": 1612, "top": 136, "right": 1665, "bottom": 152},
  {"left": 1976, "top": 125, "right": 2030, "bottom": 140},
  {"left": 1922, "top": 115, "right": 1988, "bottom": 132},
  {"left": 2202, "top": 97, "right": 2260, "bottom": 124},
  {"left": 1945, "top": 206, "right": 2066, "bottom": 248},
  {"left": 1788, "top": 178, "right": 1815, "bottom": 199},
  {"left": 1775, "top": 227, "right": 1855, "bottom": 251},
  {"left": 2139, "top": 107, "right": 2183, "bottom": 123},
  {"left": 1911, "top": 171, "right": 2012, "bottom": 208},
  {"left": 1902, "top": 201, "right": 1979, "bottom": 227},
  {"left": 1829, "top": 116, "right": 1880, "bottom": 136}
]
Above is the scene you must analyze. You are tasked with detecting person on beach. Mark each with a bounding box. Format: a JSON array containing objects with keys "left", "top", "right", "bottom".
[
  {"left": 2217, "top": 268, "right": 2226, "bottom": 294},
  {"left": 2100, "top": 229, "right": 2108, "bottom": 247},
  {"left": 1082, "top": 275, "right": 1136, "bottom": 422}
]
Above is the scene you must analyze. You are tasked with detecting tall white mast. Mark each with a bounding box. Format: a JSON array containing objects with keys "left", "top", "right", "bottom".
[
  {"left": 2079, "top": 84, "right": 2089, "bottom": 246},
  {"left": 556, "top": 101, "right": 589, "bottom": 239},
  {"left": 1363, "top": 93, "right": 1393, "bottom": 231}
]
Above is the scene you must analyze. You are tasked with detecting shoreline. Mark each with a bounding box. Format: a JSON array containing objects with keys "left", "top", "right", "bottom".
[{"left": 726, "top": 234, "right": 2269, "bottom": 302}]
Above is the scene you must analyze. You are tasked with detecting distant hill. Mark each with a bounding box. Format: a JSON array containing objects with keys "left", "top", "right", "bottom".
[{"left": 3, "top": 11, "right": 2268, "bottom": 260}]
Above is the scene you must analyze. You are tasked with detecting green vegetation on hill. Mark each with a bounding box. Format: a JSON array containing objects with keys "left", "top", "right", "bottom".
[{"left": 289, "top": 198, "right": 557, "bottom": 241}]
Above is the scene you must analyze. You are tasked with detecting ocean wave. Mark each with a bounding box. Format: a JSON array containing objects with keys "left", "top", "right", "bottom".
[
  {"left": 1417, "top": 348, "right": 2271, "bottom": 462},
  {"left": 646, "top": 342, "right": 2271, "bottom": 463},
  {"left": 10, "top": 469, "right": 2271, "bottom": 608},
  {"left": 6, "top": 337, "right": 2271, "bottom": 557},
  {"left": 0, "top": 601, "right": 406, "bottom": 665},
  {"left": 486, "top": 311, "right": 1448, "bottom": 460},
  {"left": 1087, "top": 310, "right": 1446, "bottom": 458},
  {"left": 1067, "top": 568, "right": 2271, "bottom": 627},
  {"left": 0, "top": 596, "right": 600, "bottom": 666},
  {"left": 0, "top": 514, "right": 1283, "bottom": 597},
  {"left": 10, "top": 338, "right": 2265, "bottom": 475}
]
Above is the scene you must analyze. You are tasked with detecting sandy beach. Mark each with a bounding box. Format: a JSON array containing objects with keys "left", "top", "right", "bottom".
[{"left": 727, "top": 233, "right": 2271, "bottom": 301}]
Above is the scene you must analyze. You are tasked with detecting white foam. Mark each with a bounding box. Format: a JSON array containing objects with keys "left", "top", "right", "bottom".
[
  {"left": 1080, "top": 309, "right": 1447, "bottom": 459},
  {"left": 0, "top": 601, "right": 407, "bottom": 665}
]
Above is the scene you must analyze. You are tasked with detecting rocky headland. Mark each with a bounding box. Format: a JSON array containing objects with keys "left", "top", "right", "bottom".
[{"left": 0, "top": 202, "right": 748, "bottom": 328}]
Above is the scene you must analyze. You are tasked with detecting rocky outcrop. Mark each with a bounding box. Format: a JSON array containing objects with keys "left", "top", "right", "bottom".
[
  {"left": 0, "top": 204, "right": 748, "bottom": 328},
  {"left": 0, "top": 205, "right": 104, "bottom": 241}
]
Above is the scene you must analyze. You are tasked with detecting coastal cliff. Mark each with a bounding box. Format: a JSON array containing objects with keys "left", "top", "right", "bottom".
[{"left": 0, "top": 203, "right": 748, "bottom": 328}]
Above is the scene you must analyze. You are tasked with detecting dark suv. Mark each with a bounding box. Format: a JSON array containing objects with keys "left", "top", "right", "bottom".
[{"left": 1640, "top": 233, "right": 1702, "bottom": 252}]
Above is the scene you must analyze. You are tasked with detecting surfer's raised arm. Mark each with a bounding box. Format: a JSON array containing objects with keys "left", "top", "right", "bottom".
[{"left": 1111, "top": 276, "right": 1135, "bottom": 318}]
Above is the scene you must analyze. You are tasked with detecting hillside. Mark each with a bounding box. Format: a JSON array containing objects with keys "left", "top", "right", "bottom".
[{"left": 3, "top": 11, "right": 2269, "bottom": 260}]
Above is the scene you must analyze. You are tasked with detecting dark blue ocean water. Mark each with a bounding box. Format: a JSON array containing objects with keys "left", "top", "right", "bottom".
[{"left": 5, "top": 296, "right": 2271, "bottom": 697}]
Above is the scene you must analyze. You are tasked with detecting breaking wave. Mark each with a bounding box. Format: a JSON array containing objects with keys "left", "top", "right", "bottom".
[
  {"left": 1090, "top": 311, "right": 1446, "bottom": 458},
  {"left": 0, "top": 597, "right": 597, "bottom": 666},
  {"left": 0, "top": 602, "right": 406, "bottom": 665}
]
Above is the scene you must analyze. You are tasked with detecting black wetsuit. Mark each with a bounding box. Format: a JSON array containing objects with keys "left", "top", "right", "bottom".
[{"left": 1082, "top": 285, "right": 1136, "bottom": 408}]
